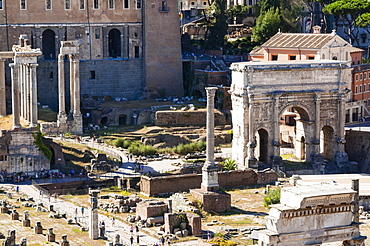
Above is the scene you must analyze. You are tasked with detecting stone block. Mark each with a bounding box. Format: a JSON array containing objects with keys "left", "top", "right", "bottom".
[
  {"left": 147, "top": 216, "right": 164, "bottom": 224},
  {"left": 22, "top": 220, "right": 30, "bottom": 227}
]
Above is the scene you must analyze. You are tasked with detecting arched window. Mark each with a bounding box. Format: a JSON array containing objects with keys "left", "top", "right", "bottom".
[
  {"left": 42, "top": 29, "right": 56, "bottom": 60},
  {"left": 108, "top": 29, "right": 121, "bottom": 58}
]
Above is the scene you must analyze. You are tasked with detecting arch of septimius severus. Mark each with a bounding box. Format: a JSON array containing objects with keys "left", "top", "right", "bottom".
[{"left": 229, "top": 60, "right": 352, "bottom": 172}]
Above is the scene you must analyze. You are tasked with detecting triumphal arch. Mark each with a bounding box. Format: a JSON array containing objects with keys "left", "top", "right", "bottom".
[{"left": 229, "top": 60, "right": 352, "bottom": 171}]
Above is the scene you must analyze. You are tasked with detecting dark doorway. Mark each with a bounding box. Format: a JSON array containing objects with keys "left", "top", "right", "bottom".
[
  {"left": 257, "top": 129, "right": 268, "bottom": 163},
  {"left": 119, "top": 115, "right": 127, "bottom": 125},
  {"left": 42, "top": 29, "right": 56, "bottom": 60},
  {"left": 101, "top": 117, "right": 108, "bottom": 125},
  {"left": 108, "top": 29, "right": 121, "bottom": 58},
  {"left": 321, "top": 125, "right": 335, "bottom": 160}
]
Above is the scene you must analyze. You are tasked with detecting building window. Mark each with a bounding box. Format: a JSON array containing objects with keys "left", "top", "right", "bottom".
[
  {"left": 90, "top": 71, "right": 96, "bottom": 80},
  {"left": 368, "top": 99, "right": 370, "bottom": 107},
  {"left": 93, "top": 0, "right": 99, "bottom": 9},
  {"left": 191, "top": 1, "right": 195, "bottom": 5},
  {"left": 364, "top": 84, "right": 367, "bottom": 91},
  {"left": 368, "top": 83, "right": 370, "bottom": 91},
  {"left": 360, "top": 74, "right": 363, "bottom": 80},
  {"left": 109, "top": 0, "right": 114, "bottom": 9},
  {"left": 135, "top": 46, "right": 140, "bottom": 58},
  {"left": 356, "top": 86, "right": 358, "bottom": 93},
  {"left": 79, "top": 0, "right": 85, "bottom": 9},
  {"left": 123, "top": 0, "right": 129, "bottom": 8},
  {"left": 289, "top": 55, "right": 296, "bottom": 60},
  {"left": 20, "top": 0, "right": 26, "bottom": 9},
  {"left": 46, "top": 0, "right": 52, "bottom": 9},
  {"left": 65, "top": 0, "right": 70, "bottom": 9},
  {"left": 136, "top": 0, "right": 141, "bottom": 9},
  {"left": 356, "top": 74, "right": 359, "bottom": 81},
  {"left": 365, "top": 73, "right": 367, "bottom": 80},
  {"left": 0, "top": 0, "right": 3, "bottom": 9},
  {"left": 49, "top": 71, "right": 53, "bottom": 79},
  {"left": 95, "top": 29, "right": 100, "bottom": 39},
  {"left": 160, "top": 1, "right": 168, "bottom": 11},
  {"left": 307, "top": 56, "right": 314, "bottom": 60},
  {"left": 271, "top": 54, "right": 278, "bottom": 61},
  {"left": 360, "top": 85, "right": 362, "bottom": 92},
  {"left": 202, "top": 1, "right": 207, "bottom": 5}
]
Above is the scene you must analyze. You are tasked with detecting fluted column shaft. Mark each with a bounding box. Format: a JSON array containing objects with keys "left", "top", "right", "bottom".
[
  {"left": 73, "top": 55, "right": 81, "bottom": 115},
  {"left": 58, "top": 54, "right": 66, "bottom": 116},
  {"left": 0, "top": 59, "right": 6, "bottom": 116},
  {"left": 69, "top": 54, "right": 75, "bottom": 115},
  {"left": 30, "top": 63, "right": 38, "bottom": 127},
  {"left": 205, "top": 87, "right": 217, "bottom": 166},
  {"left": 10, "top": 63, "right": 21, "bottom": 128}
]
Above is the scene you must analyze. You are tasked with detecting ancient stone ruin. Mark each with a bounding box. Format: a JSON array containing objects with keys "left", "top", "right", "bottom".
[
  {"left": 230, "top": 60, "right": 353, "bottom": 173},
  {"left": 258, "top": 180, "right": 366, "bottom": 245}
]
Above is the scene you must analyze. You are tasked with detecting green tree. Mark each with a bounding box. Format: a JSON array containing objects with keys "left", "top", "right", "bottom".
[
  {"left": 202, "top": 0, "right": 249, "bottom": 49},
  {"left": 322, "top": 0, "right": 370, "bottom": 45},
  {"left": 252, "top": 0, "right": 303, "bottom": 44},
  {"left": 252, "top": 7, "right": 281, "bottom": 44}
]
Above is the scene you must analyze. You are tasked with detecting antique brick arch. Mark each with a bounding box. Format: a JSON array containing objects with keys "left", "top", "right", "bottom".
[{"left": 229, "top": 60, "right": 351, "bottom": 170}]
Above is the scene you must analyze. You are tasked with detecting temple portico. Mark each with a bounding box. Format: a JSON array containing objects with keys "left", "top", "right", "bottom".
[{"left": 7, "top": 35, "right": 41, "bottom": 128}]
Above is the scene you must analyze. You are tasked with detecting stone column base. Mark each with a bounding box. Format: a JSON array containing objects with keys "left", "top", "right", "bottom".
[
  {"left": 246, "top": 157, "right": 258, "bottom": 169},
  {"left": 1, "top": 207, "right": 8, "bottom": 213},
  {"left": 35, "top": 226, "right": 43, "bottom": 234},
  {"left": 23, "top": 220, "right": 30, "bottom": 227},
  {"left": 47, "top": 234, "right": 56, "bottom": 242}
]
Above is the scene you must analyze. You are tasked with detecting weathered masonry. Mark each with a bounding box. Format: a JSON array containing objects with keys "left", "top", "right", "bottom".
[
  {"left": 0, "top": 0, "right": 183, "bottom": 111},
  {"left": 230, "top": 60, "right": 352, "bottom": 170}
]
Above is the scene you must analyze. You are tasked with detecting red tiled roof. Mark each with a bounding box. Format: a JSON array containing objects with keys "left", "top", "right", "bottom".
[{"left": 262, "top": 32, "right": 336, "bottom": 49}]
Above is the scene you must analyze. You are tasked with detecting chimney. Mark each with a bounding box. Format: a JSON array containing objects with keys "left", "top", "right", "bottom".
[{"left": 313, "top": 26, "right": 321, "bottom": 34}]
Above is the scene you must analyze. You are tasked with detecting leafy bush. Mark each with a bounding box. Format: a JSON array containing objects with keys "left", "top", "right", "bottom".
[
  {"left": 172, "top": 141, "right": 206, "bottom": 155},
  {"left": 112, "top": 138, "right": 133, "bottom": 149},
  {"left": 128, "top": 144, "right": 157, "bottom": 156},
  {"left": 33, "top": 126, "right": 52, "bottom": 161},
  {"left": 221, "top": 158, "right": 237, "bottom": 171},
  {"left": 263, "top": 187, "right": 281, "bottom": 207}
]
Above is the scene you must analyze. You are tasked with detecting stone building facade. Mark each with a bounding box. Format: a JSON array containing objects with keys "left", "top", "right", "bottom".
[
  {"left": 0, "top": 0, "right": 183, "bottom": 111},
  {"left": 0, "top": 128, "right": 49, "bottom": 174},
  {"left": 258, "top": 183, "right": 366, "bottom": 245},
  {"left": 229, "top": 60, "right": 352, "bottom": 169}
]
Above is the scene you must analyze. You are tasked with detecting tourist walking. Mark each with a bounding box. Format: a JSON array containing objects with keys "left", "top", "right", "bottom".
[{"left": 81, "top": 206, "right": 85, "bottom": 216}]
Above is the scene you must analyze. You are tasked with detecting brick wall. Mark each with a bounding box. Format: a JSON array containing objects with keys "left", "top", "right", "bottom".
[
  {"left": 140, "top": 169, "right": 277, "bottom": 196},
  {"left": 345, "top": 130, "right": 370, "bottom": 172},
  {"left": 155, "top": 109, "right": 227, "bottom": 126},
  {"left": 37, "top": 59, "right": 144, "bottom": 111}
]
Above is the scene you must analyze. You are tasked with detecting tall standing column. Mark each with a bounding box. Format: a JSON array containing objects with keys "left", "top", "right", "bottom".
[
  {"left": 29, "top": 63, "right": 38, "bottom": 127},
  {"left": 19, "top": 64, "right": 24, "bottom": 119},
  {"left": 337, "top": 93, "right": 346, "bottom": 153},
  {"left": 72, "top": 55, "right": 81, "bottom": 116},
  {"left": 201, "top": 87, "right": 219, "bottom": 192},
  {"left": 89, "top": 190, "right": 100, "bottom": 240},
  {"left": 10, "top": 63, "right": 21, "bottom": 128},
  {"left": 58, "top": 54, "right": 67, "bottom": 124},
  {"left": 0, "top": 59, "right": 6, "bottom": 117},
  {"left": 271, "top": 95, "right": 282, "bottom": 168},
  {"left": 246, "top": 97, "right": 257, "bottom": 168},
  {"left": 69, "top": 54, "right": 75, "bottom": 115},
  {"left": 25, "top": 64, "right": 31, "bottom": 123}
]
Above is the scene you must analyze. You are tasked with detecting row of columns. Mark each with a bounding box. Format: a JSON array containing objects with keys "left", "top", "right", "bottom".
[
  {"left": 57, "top": 51, "right": 82, "bottom": 134},
  {"left": 10, "top": 62, "right": 39, "bottom": 128}
]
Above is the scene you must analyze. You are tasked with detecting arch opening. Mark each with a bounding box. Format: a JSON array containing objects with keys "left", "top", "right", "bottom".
[
  {"left": 255, "top": 129, "right": 269, "bottom": 163},
  {"left": 108, "top": 29, "right": 121, "bottom": 58},
  {"left": 119, "top": 114, "right": 127, "bottom": 125},
  {"left": 320, "top": 125, "right": 335, "bottom": 160},
  {"left": 42, "top": 29, "right": 56, "bottom": 60},
  {"left": 279, "top": 106, "right": 311, "bottom": 161}
]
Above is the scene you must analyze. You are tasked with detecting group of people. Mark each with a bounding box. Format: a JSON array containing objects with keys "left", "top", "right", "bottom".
[{"left": 153, "top": 236, "right": 171, "bottom": 246}]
